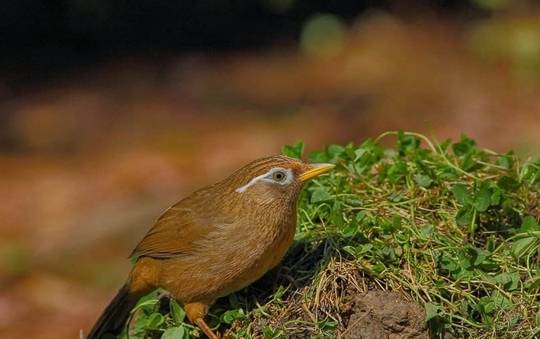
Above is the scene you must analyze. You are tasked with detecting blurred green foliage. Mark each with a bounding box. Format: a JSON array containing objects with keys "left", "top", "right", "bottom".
[
  {"left": 469, "top": 18, "right": 540, "bottom": 82},
  {"left": 300, "top": 14, "right": 346, "bottom": 58}
]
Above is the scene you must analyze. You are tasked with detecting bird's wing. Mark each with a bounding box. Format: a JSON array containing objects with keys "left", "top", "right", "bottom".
[{"left": 130, "top": 204, "right": 214, "bottom": 259}]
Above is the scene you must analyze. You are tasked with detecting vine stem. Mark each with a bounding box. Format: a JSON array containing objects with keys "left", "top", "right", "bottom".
[{"left": 374, "top": 131, "right": 480, "bottom": 180}]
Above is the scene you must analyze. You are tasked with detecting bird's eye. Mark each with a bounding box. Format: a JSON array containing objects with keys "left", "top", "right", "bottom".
[{"left": 272, "top": 170, "right": 286, "bottom": 182}]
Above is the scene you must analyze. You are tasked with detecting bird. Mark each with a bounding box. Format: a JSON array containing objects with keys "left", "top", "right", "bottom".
[{"left": 87, "top": 155, "right": 334, "bottom": 339}]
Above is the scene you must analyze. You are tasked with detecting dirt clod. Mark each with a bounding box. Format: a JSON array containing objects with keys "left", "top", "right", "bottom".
[{"left": 343, "top": 290, "right": 427, "bottom": 339}]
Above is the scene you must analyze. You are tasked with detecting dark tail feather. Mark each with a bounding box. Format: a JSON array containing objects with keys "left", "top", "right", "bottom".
[{"left": 87, "top": 284, "right": 137, "bottom": 339}]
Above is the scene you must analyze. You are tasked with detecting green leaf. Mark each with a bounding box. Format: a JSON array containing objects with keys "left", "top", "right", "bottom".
[
  {"left": 326, "top": 144, "right": 345, "bottom": 162},
  {"left": 169, "top": 299, "right": 186, "bottom": 325},
  {"left": 355, "top": 211, "right": 367, "bottom": 224},
  {"left": 520, "top": 216, "right": 540, "bottom": 233},
  {"left": 456, "top": 206, "right": 475, "bottom": 226},
  {"left": 460, "top": 152, "right": 480, "bottom": 171},
  {"left": 144, "top": 313, "right": 164, "bottom": 330},
  {"left": 318, "top": 319, "right": 337, "bottom": 330},
  {"left": 353, "top": 148, "right": 367, "bottom": 162},
  {"left": 474, "top": 183, "right": 491, "bottom": 212},
  {"left": 486, "top": 236, "right": 497, "bottom": 252},
  {"left": 397, "top": 131, "right": 420, "bottom": 154},
  {"left": 496, "top": 154, "right": 513, "bottom": 169},
  {"left": 343, "top": 244, "right": 372, "bottom": 259},
  {"left": 452, "top": 135, "right": 476, "bottom": 156},
  {"left": 220, "top": 308, "right": 245, "bottom": 324},
  {"left": 392, "top": 215, "right": 402, "bottom": 229},
  {"left": 414, "top": 174, "right": 433, "bottom": 188},
  {"left": 343, "top": 142, "right": 357, "bottom": 160},
  {"left": 281, "top": 140, "right": 304, "bottom": 159},
  {"left": 132, "top": 294, "right": 159, "bottom": 313},
  {"left": 386, "top": 161, "right": 408, "bottom": 183},
  {"left": 310, "top": 187, "right": 332, "bottom": 203},
  {"left": 525, "top": 276, "right": 540, "bottom": 291},
  {"left": 162, "top": 326, "right": 185, "bottom": 339},
  {"left": 493, "top": 272, "right": 520, "bottom": 291},
  {"left": 491, "top": 291, "right": 512, "bottom": 309},
  {"left": 522, "top": 160, "right": 540, "bottom": 184},
  {"left": 477, "top": 291, "right": 512, "bottom": 316},
  {"left": 341, "top": 222, "right": 358, "bottom": 238},
  {"left": 466, "top": 246, "right": 491, "bottom": 267},
  {"left": 425, "top": 303, "right": 442, "bottom": 322},
  {"left": 512, "top": 237, "right": 538, "bottom": 258},
  {"left": 490, "top": 186, "right": 502, "bottom": 205},
  {"left": 308, "top": 150, "right": 328, "bottom": 163},
  {"left": 497, "top": 176, "right": 520, "bottom": 191},
  {"left": 262, "top": 325, "right": 282, "bottom": 338},
  {"left": 372, "top": 262, "right": 385, "bottom": 274},
  {"left": 451, "top": 184, "right": 472, "bottom": 205}
]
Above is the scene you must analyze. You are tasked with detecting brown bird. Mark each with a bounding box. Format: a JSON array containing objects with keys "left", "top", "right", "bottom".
[{"left": 87, "top": 155, "right": 334, "bottom": 339}]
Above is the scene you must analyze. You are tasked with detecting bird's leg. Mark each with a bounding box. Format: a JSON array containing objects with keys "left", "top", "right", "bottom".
[
  {"left": 185, "top": 302, "right": 219, "bottom": 339},
  {"left": 194, "top": 318, "right": 219, "bottom": 339}
]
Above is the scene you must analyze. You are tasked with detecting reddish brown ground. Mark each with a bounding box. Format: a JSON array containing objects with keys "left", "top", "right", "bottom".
[{"left": 1, "top": 13, "right": 539, "bottom": 338}]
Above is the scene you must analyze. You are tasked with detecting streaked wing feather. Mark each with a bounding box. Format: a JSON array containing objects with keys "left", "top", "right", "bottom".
[{"left": 130, "top": 205, "right": 212, "bottom": 259}]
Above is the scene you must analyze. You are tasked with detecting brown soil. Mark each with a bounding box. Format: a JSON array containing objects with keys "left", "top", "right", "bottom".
[
  {"left": 223, "top": 256, "right": 428, "bottom": 339},
  {"left": 342, "top": 290, "right": 427, "bottom": 339}
]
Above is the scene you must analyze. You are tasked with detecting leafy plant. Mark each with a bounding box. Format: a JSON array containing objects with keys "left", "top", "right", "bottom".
[{"left": 122, "top": 132, "right": 540, "bottom": 338}]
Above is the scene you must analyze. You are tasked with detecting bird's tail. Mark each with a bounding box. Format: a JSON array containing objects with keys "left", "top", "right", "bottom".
[{"left": 87, "top": 284, "right": 138, "bottom": 339}]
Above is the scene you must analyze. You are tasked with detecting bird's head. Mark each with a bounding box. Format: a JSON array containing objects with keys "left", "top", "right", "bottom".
[{"left": 225, "top": 155, "right": 334, "bottom": 205}]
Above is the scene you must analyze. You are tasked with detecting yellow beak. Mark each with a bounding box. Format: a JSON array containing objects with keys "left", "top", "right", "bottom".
[{"left": 298, "top": 163, "right": 335, "bottom": 182}]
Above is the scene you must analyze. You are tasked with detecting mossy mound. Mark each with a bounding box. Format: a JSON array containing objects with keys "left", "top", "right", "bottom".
[{"left": 121, "top": 132, "right": 540, "bottom": 339}]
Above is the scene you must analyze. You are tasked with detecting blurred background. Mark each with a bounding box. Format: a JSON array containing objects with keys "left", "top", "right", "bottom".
[{"left": 1, "top": 0, "right": 540, "bottom": 338}]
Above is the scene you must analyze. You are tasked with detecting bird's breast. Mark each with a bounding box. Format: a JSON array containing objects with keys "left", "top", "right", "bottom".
[
  {"left": 188, "top": 210, "right": 297, "bottom": 298},
  {"left": 215, "top": 216, "right": 296, "bottom": 296},
  {"left": 156, "top": 200, "right": 298, "bottom": 303}
]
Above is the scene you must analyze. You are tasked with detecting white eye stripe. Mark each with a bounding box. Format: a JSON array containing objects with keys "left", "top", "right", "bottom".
[
  {"left": 235, "top": 167, "right": 293, "bottom": 193},
  {"left": 235, "top": 172, "right": 268, "bottom": 193}
]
